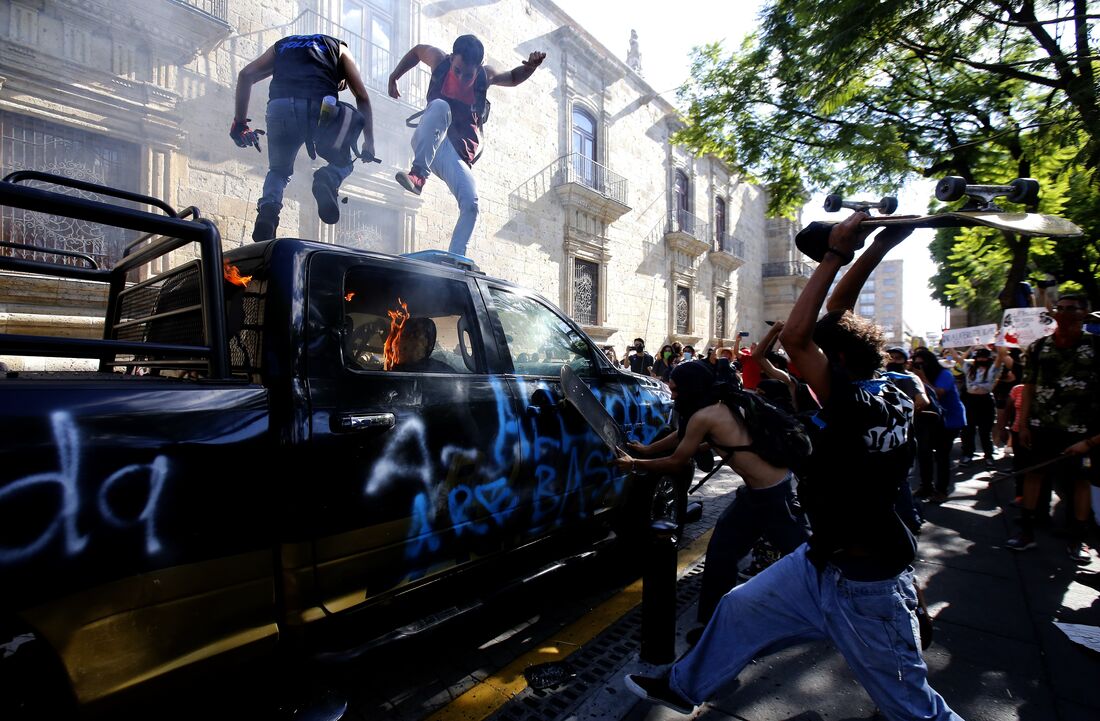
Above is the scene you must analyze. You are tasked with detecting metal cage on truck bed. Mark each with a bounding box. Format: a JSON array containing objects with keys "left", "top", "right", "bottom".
[{"left": 0, "top": 171, "right": 233, "bottom": 379}]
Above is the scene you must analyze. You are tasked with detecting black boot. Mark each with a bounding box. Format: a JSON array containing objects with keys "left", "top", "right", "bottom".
[
  {"left": 252, "top": 202, "right": 281, "bottom": 242},
  {"left": 312, "top": 167, "right": 340, "bottom": 224}
]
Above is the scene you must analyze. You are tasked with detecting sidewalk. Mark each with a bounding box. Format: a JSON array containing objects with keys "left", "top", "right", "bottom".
[{"left": 600, "top": 460, "right": 1100, "bottom": 721}]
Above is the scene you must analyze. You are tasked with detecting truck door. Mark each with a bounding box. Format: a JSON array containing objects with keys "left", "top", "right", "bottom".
[
  {"left": 478, "top": 283, "right": 630, "bottom": 537},
  {"left": 302, "top": 253, "right": 523, "bottom": 611}
]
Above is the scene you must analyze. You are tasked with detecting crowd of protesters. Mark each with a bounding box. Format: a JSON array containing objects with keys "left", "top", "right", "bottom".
[{"left": 613, "top": 216, "right": 1097, "bottom": 720}]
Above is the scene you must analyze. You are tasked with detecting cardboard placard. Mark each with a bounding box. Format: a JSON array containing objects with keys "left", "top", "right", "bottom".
[
  {"left": 941, "top": 324, "right": 998, "bottom": 349},
  {"left": 1001, "top": 307, "right": 1055, "bottom": 348}
]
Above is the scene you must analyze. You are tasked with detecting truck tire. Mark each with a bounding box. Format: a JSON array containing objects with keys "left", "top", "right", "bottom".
[
  {"left": 615, "top": 469, "right": 688, "bottom": 548},
  {"left": 0, "top": 623, "right": 75, "bottom": 720}
]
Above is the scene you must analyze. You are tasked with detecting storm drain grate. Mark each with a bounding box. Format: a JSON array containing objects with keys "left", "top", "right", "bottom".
[{"left": 487, "top": 559, "right": 708, "bottom": 721}]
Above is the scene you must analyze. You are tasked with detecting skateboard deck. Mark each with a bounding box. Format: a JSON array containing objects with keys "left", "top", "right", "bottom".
[
  {"left": 560, "top": 364, "right": 625, "bottom": 452},
  {"left": 796, "top": 211, "right": 1082, "bottom": 262}
]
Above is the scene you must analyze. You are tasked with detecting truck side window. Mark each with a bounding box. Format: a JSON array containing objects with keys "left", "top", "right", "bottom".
[
  {"left": 343, "top": 268, "right": 480, "bottom": 374},
  {"left": 488, "top": 287, "right": 595, "bottom": 377}
]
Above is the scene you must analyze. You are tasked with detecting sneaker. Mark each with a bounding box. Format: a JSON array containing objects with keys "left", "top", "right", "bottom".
[
  {"left": 396, "top": 168, "right": 427, "bottom": 196},
  {"left": 624, "top": 673, "right": 694, "bottom": 714},
  {"left": 1005, "top": 533, "right": 1037, "bottom": 551},
  {"left": 984, "top": 458, "right": 996, "bottom": 469},
  {"left": 1068, "top": 542, "right": 1092, "bottom": 564},
  {"left": 958, "top": 456, "right": 973, "bottom": 467},
  {"left": 312, "top": 170, "right": 341, "bottom": 224},
  {"left": 738, "top": 539, "right": 781, "bottom": 582}
]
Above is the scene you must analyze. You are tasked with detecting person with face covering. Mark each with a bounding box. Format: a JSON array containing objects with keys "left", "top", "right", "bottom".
[
  {"left": 957, "top": 346, "right": 1005, "bottom": 468},
  {"left": 652, "top": 344, "right": 675, "bottom": 382},
  {"left": 614, "top": 360, "right": 808, "bottom": 637},
  {"left": 624, "top": 213, "right": 963, "bottom": 721}
]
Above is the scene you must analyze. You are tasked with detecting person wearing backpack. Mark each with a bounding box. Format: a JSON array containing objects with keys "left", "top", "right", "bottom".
[
  {"left": 623, "top": 213, "right": 963, "bottom": 720},
  {"left": 387, "top": 36, "right": 545, "bottom": 257},
  {"left": 613, "top": 359, "right": 809, "bottom": 635},
  {"left": 232, "top": 34, "right": 376, "bottom": 241}
]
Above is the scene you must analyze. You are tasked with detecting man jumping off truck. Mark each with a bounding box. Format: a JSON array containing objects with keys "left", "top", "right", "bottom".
[
  {"left": 387, "top": 35, "right": 545, "bottom": 257},
  {"left": 231, "top": 34, "right": 376, "bottom": 241}
]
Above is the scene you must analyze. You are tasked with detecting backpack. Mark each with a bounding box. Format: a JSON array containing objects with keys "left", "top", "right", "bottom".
[
  {"left": 426, "top": 58, "right": 491, "bottom": 129},
  {"left": 311, "top": 100, "right": 373, "bottom": 167},
  {"left": 713, "top": 382, "right": 814, "bottom": 472}
]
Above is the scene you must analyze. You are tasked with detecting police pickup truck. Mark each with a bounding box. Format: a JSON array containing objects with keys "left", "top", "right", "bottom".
[{"left": 0, "top": 173, "right": 680, "bottom": 716}]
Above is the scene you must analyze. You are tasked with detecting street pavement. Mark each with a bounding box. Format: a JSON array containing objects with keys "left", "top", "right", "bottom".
[{"left": 476, "top": 453, "right": 1100, "bottom": 721}]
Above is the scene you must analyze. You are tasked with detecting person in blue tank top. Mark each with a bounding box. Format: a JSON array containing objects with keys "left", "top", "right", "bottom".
[
  {"left": 910, "top": 346, "right": 967, "bottom": 502},
  {"left": 232, "top": 34, "right": 376, "bottom": 241}
]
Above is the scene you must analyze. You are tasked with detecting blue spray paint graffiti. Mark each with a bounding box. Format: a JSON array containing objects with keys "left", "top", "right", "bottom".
[{"left": 0, "top": 411, "right": 169, "bottom": 564}]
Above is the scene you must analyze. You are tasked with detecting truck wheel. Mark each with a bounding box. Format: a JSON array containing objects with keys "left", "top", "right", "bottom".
[
  {"left": 935, "top": 176, "right": 967, "bottom": 202},
  {"left": 822, "top": 194, "right": 843, "bottom": 213},
  {"left": 0, "top": 624, "right": 75, "bottom": 720},
  {"left": 615, "top": 471, "right": 687, "bottom": 548}
]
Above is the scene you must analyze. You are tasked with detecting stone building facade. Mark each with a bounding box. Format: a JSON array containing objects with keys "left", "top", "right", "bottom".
[{"left": 1, "top": 0, "right": 790, "bottom": 370}]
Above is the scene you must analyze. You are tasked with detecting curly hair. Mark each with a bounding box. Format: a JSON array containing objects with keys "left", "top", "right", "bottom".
[{"left": 812, "top": 310, "right": 887, "bottom": 379}]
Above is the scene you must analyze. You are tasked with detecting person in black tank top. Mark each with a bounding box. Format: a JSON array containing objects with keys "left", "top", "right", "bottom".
[
  {"left": 386, "top": 35, "right": 545, "bottom": 257},
  {"left": 625, "top": 214, "right": 965, "bottom": 721},
  {"left": 232, "top": 34, "right": 375, "bottom": 241}
]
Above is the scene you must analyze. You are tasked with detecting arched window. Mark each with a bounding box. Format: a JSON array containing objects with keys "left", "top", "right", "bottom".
[
  {"left": 571, "top": 107, "right": 598, "bottom": 189},
  {"left": 714, "top": 196, "right": 727, "bottom": 251},
  {"left": 674, "top": 170, "right": 692, "bottom": 234}
]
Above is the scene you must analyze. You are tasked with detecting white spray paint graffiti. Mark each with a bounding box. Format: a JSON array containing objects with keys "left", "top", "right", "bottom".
[{"left": 0, "top": 411, "right": 169, "bottom": 564}]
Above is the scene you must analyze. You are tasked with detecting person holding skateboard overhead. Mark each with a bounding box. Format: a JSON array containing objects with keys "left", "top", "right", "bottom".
[{"left": 387, "top": 36, "right": 545, "bottom": 257}]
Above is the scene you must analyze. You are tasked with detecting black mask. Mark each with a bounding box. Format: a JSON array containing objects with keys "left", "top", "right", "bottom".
[{"left": 671, "top": 361, "right": 717, "bottom": 437}]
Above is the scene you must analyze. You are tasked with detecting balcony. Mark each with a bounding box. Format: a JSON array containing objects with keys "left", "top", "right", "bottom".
[
  {"left": 290, "top": 10, "right": 429, "bottom": 104},
  {"left": 763, "top": 260, "right": 816, "bottom": 278},
  {"left": 709, "top": 233, "right": 745, "bottom": 271},
  {"left": 551, "top": 154, "right": 631, "bottom": 223},
  {"left": 172, "top": 0, "right": 227, "bottom": 20},
  {"left": 664, "top": 210, "right": 710, "bottom": 258}
]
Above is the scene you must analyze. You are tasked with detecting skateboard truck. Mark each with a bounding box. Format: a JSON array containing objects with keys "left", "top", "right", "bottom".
[
  {"left": 935, "top": 176, "right": 1039, "bottom": 211},
  {"left": 823, "top": 194, "right": 898, "bottom": 215}
]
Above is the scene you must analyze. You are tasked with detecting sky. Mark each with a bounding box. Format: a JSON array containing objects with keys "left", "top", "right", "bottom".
[{"left": 552, "top": 0, "right": 949, "bottom": 337}]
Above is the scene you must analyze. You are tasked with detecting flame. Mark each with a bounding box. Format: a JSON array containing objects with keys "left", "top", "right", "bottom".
[
  {"left": 382, "top": 298, "right": 410, "bottom": 370},
  {"left": 345, "top": 291, "right": 356, "bottom": 302},
  {"left": 223, "top": 262, "right": 252, "bottom": 287}
]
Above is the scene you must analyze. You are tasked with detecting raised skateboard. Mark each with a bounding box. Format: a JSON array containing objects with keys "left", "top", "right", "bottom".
[
  {"left": 560, "top": 364, "right": 626, "bottom": 453},
  {"left": 797, "top": 177, "right": 1083, "bottom": 262}
]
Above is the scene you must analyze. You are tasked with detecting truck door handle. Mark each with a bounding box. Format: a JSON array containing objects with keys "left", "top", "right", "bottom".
[{"left": 336, "top": 412, "right": 396, "bottom": 432}]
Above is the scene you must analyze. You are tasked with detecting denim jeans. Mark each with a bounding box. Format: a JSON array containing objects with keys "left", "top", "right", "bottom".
[
  {"left": 260, "top": 97, "right": 354, "bottom": 209},
  {"left": 671, "top": 545, "right": 963, "bottom": 721},
  {"left": 697, "top": 474, "right": 809, "bottom": 624},
  {"left": 411, "top": 99, "right": 479, "bottom": 256}
]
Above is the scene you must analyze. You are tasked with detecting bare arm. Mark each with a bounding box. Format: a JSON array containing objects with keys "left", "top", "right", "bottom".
[
  {"left": 234, "top": 46, "right": 276, "bottom": 121},
  {"left": 825, "top": 224, "right": 909, "bottom": 314},
  {"left": 340, "top": 47, "right": 375, "bottom": 159},
  {"left": 486, "top": 51, "right": 546, "bottom": 87},
  {"left": 752, "top": 321, "right": 796, "bottom": 395},
  {"left": 616, "top": 408, "right": 713, "bottom": 475},
  {"left": 388, "top": 44, "right": 446, "bottom": 99}
]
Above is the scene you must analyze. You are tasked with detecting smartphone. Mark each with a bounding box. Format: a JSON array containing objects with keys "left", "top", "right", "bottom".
[{"left": 738, "top": 331, "right": 751, "bottom": 337}]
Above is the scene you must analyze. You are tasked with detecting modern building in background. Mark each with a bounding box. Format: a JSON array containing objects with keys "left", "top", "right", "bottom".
[
  {"left": 828, "top": 259, "right": 905, "bottom": 343},
  {"left": 0, "top": 0, "right": 802, "bottom": 370}
]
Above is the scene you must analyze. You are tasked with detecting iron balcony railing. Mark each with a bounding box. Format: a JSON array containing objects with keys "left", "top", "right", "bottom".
[
  {"left": 763, "top": 260, "right": 816, "bottom": 278},
  {"left": 554, "top": 153, "right": 629, "bottom": 206},
  {"left": 173, "top": 0, "right": 228, "bottom": 21},
  {"left": 714, "top": 232, "right": 745, "bottom": 258},
  {"left": 289, "top": 10, "right": 429, "bottom": 102},
  {"left": 668, "top": 209, "right": 709, "bottom": 242}
]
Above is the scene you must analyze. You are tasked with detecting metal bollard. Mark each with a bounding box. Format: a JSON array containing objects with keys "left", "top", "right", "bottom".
[{"left": 640, "top": 519, "right": 678, "bottom": 664}]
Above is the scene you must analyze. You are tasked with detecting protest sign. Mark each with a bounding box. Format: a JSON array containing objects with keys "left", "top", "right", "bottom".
[
  {"left": 941, "top": 324, "right": 998, "bottom": 348},
  {"left": 1001, "top": 307, "right": 1055, "bottom": 348}
]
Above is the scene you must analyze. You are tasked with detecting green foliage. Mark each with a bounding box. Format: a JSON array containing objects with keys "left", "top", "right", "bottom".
[{"left": 675, "top": 0, "right": 1100, "bottom": 309}]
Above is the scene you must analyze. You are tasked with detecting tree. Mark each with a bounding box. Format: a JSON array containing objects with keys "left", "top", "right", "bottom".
[{"left": 676, "top": 0, "right": 1100, "bottom": 310}]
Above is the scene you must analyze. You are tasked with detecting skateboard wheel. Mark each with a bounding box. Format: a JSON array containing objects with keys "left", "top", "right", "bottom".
[
  {"left": 935, "top": 176, "right": 967, "bottom": 202},
  {"left": 1007, "top": 177, "right": 1039, "bottom": 205},
  {"left": 880, "top": 196, "right": 898, "bottom": 214},
  {"left": 823, "top": 194, "right": 843, "bottom": 213}
]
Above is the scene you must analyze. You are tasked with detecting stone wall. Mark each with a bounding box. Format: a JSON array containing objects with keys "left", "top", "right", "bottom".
[{"left": 0, "top": 0, "right": 782, "bottom": 367}]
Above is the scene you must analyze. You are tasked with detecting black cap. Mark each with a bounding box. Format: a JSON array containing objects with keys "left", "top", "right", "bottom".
[{"left": 886, "top": 346, "right": 908, "bottom": 360}]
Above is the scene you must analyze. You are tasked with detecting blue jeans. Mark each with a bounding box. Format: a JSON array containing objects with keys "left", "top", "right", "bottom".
[
  {"left": 260, "top": 97, "right": 354, "bottom": 209},
  {"left": 697, "top": 474, "right": 809, "bottom": 624},
  {"left": 672, "top": 545, "right": 963, "bottom": 721},
  {"left": 411, "top": 99, "right": 479, "bottom": 256}
]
